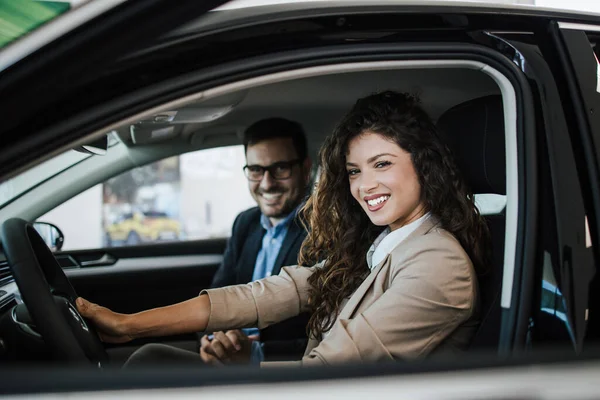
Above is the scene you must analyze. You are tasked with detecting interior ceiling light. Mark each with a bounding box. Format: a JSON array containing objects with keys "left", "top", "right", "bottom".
[
  {"left": 137, "top": 89, "right": 248, "bottom": 125},
  {"left": 137, "top": 105, "right": 236, "bottom": 125}
]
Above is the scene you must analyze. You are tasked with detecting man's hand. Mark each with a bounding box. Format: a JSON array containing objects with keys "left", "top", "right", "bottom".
[
  {"left": 76, "top": 297, "right": 134, "bottom": 343},
  {"left": 199, "top": 330, "right": 259, "bottom": 365}
]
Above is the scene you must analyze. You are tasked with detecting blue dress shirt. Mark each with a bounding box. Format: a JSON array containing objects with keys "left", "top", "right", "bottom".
[{"left": 245, "top": 206, "right": 300, "bottom": 363}]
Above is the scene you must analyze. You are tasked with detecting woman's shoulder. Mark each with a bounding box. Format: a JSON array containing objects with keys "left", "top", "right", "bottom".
[
  {"left": 423, "top": 225, "right": 467, "bottom": 252},
  {"left": 389, "top": 224, "right": 474, "bottom": 277},
  {"left": 406, "top": 221, "right": 466, "bottom": 253}
]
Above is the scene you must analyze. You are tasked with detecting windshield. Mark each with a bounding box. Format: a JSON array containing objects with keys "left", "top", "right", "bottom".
[
  {"left": 0, "top": 150, "right": 90, "bottom": 208},
  {"left": 0, "top": 1, "right": 73, "bottom": 48},
  {"left": 0, "top": 132, "right": 120, "bottom": 208}
]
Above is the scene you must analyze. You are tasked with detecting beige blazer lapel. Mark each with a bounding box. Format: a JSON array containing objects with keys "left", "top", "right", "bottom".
[
  {"left": 402, "top": 215, "right": 438, "bottom": 244},
  {"left": 301, "top": 256, "right": 392, "bottom": 356},
  {"left": 337, "top": 217, "right": 439, "bottom": 321},
  {"left": 337, "top": 255, "right": 391, "bottom": 321},
  {"left": 303, "top": 218, "right": 442, "bottom": 357}
]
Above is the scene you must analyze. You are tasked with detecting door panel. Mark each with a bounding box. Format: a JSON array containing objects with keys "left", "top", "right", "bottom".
[
  {"left": 66, "top": 254, "right": 222, "bottom": 312},
  {"left": 58, "top": 238, "right": 226, "bottom": 313},
  {"left": 55, "top": 238, "right": 226, "bottom": 363}
]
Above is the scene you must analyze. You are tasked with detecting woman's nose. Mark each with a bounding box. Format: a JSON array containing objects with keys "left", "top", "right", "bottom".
[{"left": 358, "top": 171, "right": 378, "bottom": 193}]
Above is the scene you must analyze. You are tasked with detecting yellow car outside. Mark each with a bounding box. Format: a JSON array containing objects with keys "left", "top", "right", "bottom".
[{"left": 105, "top": 211, "right": 181, "bottom": 246}]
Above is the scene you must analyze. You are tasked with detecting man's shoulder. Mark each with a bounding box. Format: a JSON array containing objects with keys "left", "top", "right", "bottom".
[
  {"left": 237, "top": 206, "right": 261, "bottom": 221},
  {"left": 233, "top": 205, "right": 309, "bottom": 236},
  {"left": 233, "top": 207, "right": 262, "bottom": 231}
]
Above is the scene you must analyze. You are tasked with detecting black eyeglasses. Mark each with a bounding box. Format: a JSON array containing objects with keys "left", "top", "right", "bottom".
[{"left": 243, "top": 159, "right": 302, "bottom": 181}]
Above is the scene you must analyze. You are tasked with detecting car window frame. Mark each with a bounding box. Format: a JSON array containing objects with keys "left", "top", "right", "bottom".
[{"left": 39, "top": 144, "right": 255, "bottom": 251}]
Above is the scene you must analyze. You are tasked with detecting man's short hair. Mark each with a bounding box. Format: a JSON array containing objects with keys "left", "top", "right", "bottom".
[{"left": 243, "top": 118, "right": 308, "bottom": 161}]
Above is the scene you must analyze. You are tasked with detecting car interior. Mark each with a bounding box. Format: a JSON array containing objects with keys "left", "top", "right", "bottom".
[{"left": 0, "top": 63, "right": 512, "bottom": 365}]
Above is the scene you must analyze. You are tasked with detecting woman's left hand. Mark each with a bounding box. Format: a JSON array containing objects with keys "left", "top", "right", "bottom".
[{"left": 200, "top": 330, "right": 258, "bottom": 365}]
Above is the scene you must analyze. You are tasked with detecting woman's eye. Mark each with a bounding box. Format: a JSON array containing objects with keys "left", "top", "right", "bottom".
[
  {"left": 347, "top": 169, "right": 360, "bottom": 176},
  {"left": 375, "top": 161, "right": 391, "bottom": 168}
]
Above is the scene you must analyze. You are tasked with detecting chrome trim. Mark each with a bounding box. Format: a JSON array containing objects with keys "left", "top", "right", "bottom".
[
  {"left": 490, "top": 31, "right": 534, "bottom": 35},
  {"left": 558, "top": 22, "right": 600, "bottom": 32},
  {"left": 79, "top": 253, "right": 116, "bottom": 267},
  {"left": 67, "top": 302, "right": 89, "bottom": 332},
  {"left": 11, "top": 305, "right": 41, "bottom": 339},
  {"left": 65, "top": 254, "right": 223, "bottom": 277}
]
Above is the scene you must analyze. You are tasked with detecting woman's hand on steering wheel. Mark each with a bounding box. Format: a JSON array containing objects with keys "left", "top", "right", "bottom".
[{"left": 76, "top": 297, "right": 134, "bottom": 344}]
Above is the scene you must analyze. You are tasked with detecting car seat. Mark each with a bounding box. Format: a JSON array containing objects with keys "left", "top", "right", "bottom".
[{"left": 437, "top": 95, "right": 506, "bottom": 351}]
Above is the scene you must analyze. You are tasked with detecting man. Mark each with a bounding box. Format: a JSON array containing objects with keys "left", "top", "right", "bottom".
[{"left": 200, "top": 117, "right": 312, "bottom": 364}]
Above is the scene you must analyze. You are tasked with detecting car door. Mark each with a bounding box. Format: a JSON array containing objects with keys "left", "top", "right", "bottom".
[
  {"left": 488, "top": 18, "right": 600, "bottom": 355},
  {"left": 2, "top": 1, "right": 600, "bottom": 397},
  {"left": 1, "top": 0, "right": 539, "bottom": 361},
  {"left": 542, "top": 22, "right": 600, "bottom": 349}
]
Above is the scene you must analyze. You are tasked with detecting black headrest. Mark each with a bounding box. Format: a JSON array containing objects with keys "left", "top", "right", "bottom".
[{"left": 436, "top": 95, "right": 505, "bottom": 195}]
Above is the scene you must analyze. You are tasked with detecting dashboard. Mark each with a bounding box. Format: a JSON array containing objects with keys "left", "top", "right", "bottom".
[{"left": 0, "top": 254, "right": 51, "bottom": 363}]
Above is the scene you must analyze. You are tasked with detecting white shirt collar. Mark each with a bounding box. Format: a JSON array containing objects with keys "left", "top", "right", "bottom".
[{"left": 366, "top": 212, "right": 431, "bottom": 270}]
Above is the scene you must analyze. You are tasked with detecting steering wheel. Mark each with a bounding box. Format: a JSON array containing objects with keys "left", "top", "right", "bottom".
[{"left": 0, "top": 218, "right": 108, "bottom": 365}]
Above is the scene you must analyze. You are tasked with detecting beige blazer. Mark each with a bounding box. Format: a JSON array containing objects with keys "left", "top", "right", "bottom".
[{"left": 202, "top": 217, "right": 479, "bottom": 366}]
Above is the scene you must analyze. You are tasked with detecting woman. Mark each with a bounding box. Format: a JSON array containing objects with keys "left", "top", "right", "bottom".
[{"left": 77, "top": 91, "right": 489, "bottom": 366}]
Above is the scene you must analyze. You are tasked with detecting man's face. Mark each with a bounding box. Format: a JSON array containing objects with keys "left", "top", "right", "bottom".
[{"left": 245, "top": 137, "right": 311, "bottom": 221}]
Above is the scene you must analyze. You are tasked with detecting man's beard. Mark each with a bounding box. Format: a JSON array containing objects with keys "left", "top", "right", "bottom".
[
  {"left": 265, "top": 197, "right": 299, "bottom": 219},
  {"left": 258, "top": 189, "right": 301, "bottom": 219}
]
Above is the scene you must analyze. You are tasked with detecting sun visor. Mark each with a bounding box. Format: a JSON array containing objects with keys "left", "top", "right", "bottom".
[
  {"left": 129, "top": 90, "right": 248, "bottom": 145},
  {"left": 190, "top": 126, "right": 242, "bottom": 148},
  {"left": 130, "top": 124, "right": 182, "bottom": 144}
]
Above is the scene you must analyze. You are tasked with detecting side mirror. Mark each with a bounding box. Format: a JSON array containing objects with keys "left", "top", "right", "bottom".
[{"left": 33, "top": 222, "right": 64, "bottom": 251}]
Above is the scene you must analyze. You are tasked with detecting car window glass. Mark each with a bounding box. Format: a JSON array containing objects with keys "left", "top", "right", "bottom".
[
  {"left": 536, "top": 251, "right": 575, "bottom": 344},
  {"left": 0, "top": 1, "right": 71, "bottom": 48},
  {"left": 38, "top": 145, "right": 256, "bottom": 250},
  {"left": 588, "top": 33, "right": 599, "bottom": 93},
  {"left": 0, "top": 150, "right": 90, "bottom": 208},
  {"left": 0, "top": 132, "right": 119, "bottom": 209}
]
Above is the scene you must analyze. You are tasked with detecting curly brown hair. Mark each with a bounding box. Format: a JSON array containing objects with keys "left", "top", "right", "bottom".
[{"left": 299, "top": 91, "right": 490, "bottom": 340}]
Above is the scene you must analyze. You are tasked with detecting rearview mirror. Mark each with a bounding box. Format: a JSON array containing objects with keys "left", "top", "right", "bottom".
[
  {"left": 73, "top": 135, "right": 108, "bottom": 156},
  {"left": 33, "top": 222, "right": 64, "bottom": 251}
]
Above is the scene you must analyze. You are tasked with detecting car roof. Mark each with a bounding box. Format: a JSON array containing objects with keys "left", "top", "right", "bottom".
[
  {"left": 190, "top": 0, "right": 600, "bottom": 34},
  {"left": 4, "top": 0, "right": 599, "bottom": 75},
  {"left": 214, "top": 0, "right": 600, "bottom": 14}
]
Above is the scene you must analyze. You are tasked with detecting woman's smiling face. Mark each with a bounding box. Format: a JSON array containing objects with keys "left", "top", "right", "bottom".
[{"left": 346, "top": 132, "right": 426, "bottom": 231}]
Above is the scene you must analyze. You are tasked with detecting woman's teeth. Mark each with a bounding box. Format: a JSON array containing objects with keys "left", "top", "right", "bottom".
[{"left": 367, "top": 195, "right": 389, "bottom": 206}]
